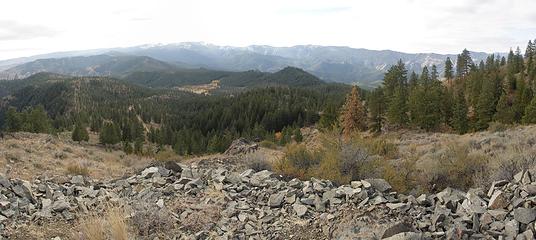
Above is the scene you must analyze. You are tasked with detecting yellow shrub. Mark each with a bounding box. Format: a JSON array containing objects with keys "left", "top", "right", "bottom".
[
  {"left": 311, "top": 147, "right": 350, "bottom": 184},
  {"left": 65, "top": 162, "right": 90, "bottom": 176},
  {"left": 274, "top": 144, "right": 319, "bottom": 180},
  {"left": 365, "top": 138, "right": 399, "bottom": 159}
]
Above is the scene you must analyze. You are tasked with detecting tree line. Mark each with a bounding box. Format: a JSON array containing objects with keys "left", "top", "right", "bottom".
[{"left": 340, "top": 39, "right": 536, "bottom": 135}]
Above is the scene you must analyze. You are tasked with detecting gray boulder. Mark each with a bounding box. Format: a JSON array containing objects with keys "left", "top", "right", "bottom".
[
  {"left": 364, "top": 179, "right": 392, "bottom": 192},
  {"left": 514, "top": 208, "right": 536, "bottom": 224}
]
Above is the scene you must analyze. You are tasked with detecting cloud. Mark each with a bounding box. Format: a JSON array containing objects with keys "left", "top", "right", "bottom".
[
  {"left": 0, "top": 20, "right": 58, "bottom": 41},
  {"left": 278, "top": 6, "right": 352, "bottom": 15},
  {"left": 130, "top": 17, "right": 152, "bottom": 22}
]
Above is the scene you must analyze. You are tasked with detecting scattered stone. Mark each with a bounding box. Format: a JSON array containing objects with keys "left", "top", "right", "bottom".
[
  {"left": 141, "top": 167, "right": 159, "bottom": 178},
  {"left": 488, "top": 190, "right": 509, "bottom": 209},
  {"left": 382, "top": 222, "right": 415, "bottom": 239},
  {"left": 268, "top": 192, "right": 285, "bottom": 207},
  {"left": 514, "top": 208, "right": 536, "bottom": 224},
  {"left": 51, "top": 199, "right": 70, "bottom": 212},
  {"left": 364, "top": 179, "right": 392, "bottom": 192},
  {"left": 224, "top": 138, "right": 259, "bottom": 155},
  {"left": 70, "top": 175, "right": 85, "bottom": 186},
  {"left": 164, "top": 161, "right": 182, "bottom": 173},
  {"left": 1, "top": 158, "right": 536, "bottom": 239},
  {"left": 293, "top": 203, "right": 307, "bottom": 217}
]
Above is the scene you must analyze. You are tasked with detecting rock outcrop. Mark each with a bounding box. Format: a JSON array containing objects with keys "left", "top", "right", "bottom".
[
  {"left": 2, "top": 164, "right": 536, "bottom": 239},
  {"left": 224, "top": 138, "right": 259, "bottom": 155}
]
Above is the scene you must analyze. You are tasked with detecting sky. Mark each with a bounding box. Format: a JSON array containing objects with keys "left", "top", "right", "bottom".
[{"left": 1, "top": 0, "right": 535, "bottom": 60}]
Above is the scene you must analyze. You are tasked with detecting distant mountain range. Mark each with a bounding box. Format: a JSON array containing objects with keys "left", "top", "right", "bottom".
[{"left": 0, "top": 42, "right": 501, "bottom": 88}]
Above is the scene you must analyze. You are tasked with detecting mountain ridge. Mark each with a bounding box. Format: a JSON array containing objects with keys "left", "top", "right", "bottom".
[{"left": 0, "top": 42, "right": 504, "bottom": 87}]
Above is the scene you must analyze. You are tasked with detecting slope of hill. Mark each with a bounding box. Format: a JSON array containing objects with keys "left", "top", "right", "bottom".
[
  {"left": 3, "top": 126, "right": 536, "bottom": 239},
  {"left": 0, "top": 43, "right": 500, "bottom": 86},
  {"left": 0, "top": 73, "right": 347, "bottom": 155},
  {"left": 122, "top": 66, "right": 326, "bottom": 89},
  {"left": 220, "top": 67, "right": 324, "bottom": 87},
  {"left": 1, "top": 54, "right": 177, "bottom": 79}
]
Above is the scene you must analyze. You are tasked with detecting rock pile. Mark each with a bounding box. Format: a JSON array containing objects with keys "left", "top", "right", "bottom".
[
  {"left": 224, "top": 138, "right": 259, "bottom": 155},
  {"left": 2, "top": 163, "right": 536, "bottom": 239}
]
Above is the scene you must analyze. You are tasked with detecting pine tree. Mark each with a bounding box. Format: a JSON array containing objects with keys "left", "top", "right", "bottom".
[
  {"left": 456, "top": 49, "right": 473, "bottom": 78},
  {"left": 444, "top": 57, "right": 454, "bottom": 80},
  {"left": 494, "top": 92, "right": 515, "bottom": 124},
  {"left": 408, "top": 67, "right": 443, "bottom": 131},
  {"left": 408, "top": 71, "right": 418, "bottom": 90},
  {"left": 340, "top": 86, "right": 367, "bottom": 138},
  {"left": 523, "top": 96, "right": 536, "bottom": 124},
  {"left": 514, "top": 78, "right": 533, "bottom": 122},
  {"left": 123, "top": 141, "right": 133, "bottom": 154},
  {"left": 431, "top": 65, "right": 439, "bottom": 82},
  {"left": 26, "top": 106, "right": 52, "bottom": 133},
  {"left": 134, "top": 138, "right": 144, "bottom": 155},
  {"left": 440, "top": 88, "right": 454, "bottom": 125},
  {"left": 387, "top": 87, "right": 408, "bottom": 127},
  {"left": 4, "top": 107, "right": 22, "bottom": 132},
  {"left": 452, "top": 90, "right": 469, "bottom": 134},
  {"left": 293, "top": 128, "right": 303, "bottom": 142},
  {"left": 318, "top": 104, "right": 338, "bottom": 130},
  {"left": 385, "top": 60, "right": 409, "bottom": 127},
  {"left": 99, "top": 122, "right": 121, "bottom": 145},
  {"left": 475, "top": 75, "right": 500, "bottom": 130},
  {"left": 368, "top": 87, "right": 386, "bottom": 133},
  {"left": 72, "top": 121, "right": 89, "bottom": 142}
]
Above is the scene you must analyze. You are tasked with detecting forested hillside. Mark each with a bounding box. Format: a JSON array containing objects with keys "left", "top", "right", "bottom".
[
  {"left": 0, "top": 72, "right": 349, "bottom": 155},
  {"left": 123, "top": 66, "right": 325, "bottom": 89}
]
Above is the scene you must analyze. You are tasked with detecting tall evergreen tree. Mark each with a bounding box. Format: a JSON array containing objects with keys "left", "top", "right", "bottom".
[
  {"left": 99, "top": 122, "right": 121, "bottom": 145},
  {"left": 387, "top": 87, "right": 409, "bottom": 127},
  {"left": 72, "top": 121, "right": 89, "bottom": 142},
  {"left": 456, "top": 49, "right": 473, "bottom": 78},
  {"left": 4, "top": 107, "right": 22, "bottom": 132},
  {"left": 523, "top": 96, "right": 536, "bottom": 124},
  {"left": 368, "top": 87, "right": 386, "bottom": 133},
  {"left": 475, "top": 74, "right": 500, "bottom": 130},
  {"left": 385, "top": 60, "right": 409, "bottom": 127},
  {"left": 494, "top": 92, "right": 515, "bottom": 124},
  {"left": 452, "top": 90, "right": 469, "bottom": 134},
  {"left": 340, "top": 86, "right": 367, "bottom": 138},
  {"left": 408, "top": 66, "right": 443, "bottom": 131},
  {"left": 514, "top": 78, "right": 533, "bottom": 122},
  {"left": 444, "top": 57, "right": 454, "bottom": 80}
]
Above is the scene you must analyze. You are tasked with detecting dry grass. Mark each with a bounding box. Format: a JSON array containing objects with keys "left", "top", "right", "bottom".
[
  {"left": 79, "top": 215, "right": 106, "bottom": 240},
  {"left": 108, "top": 207, "right": 129, "bottom": 240},
  {"left": 78, "top": 206, "right": 129, "bottom": 240},
  {"left": 154, "top": 147, "right": 182, "bottom": 162},
  {"left": 65, "top": 161, "right": 90, "bottom": 176},
  {"left": 0, "top": 132, "right": 153, "bottom": 180}
]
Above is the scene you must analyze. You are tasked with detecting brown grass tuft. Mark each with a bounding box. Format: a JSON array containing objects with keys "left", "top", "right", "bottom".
[
  {"left": 108, "top": 207, "right": 129, "bottom": 240},
  {"left": 79, "top": 216, "right": 105, "bottom": 240},
  {"left": 65, "top": 162, "right": 90, "bottom": 176}
]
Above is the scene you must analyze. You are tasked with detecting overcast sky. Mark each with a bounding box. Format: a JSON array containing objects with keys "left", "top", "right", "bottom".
[{"left": 1, "top": 0, "right": 535, "bottom": 60}]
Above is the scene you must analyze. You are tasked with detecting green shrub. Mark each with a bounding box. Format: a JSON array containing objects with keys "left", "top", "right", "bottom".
[
  {"left": 487, "top": 122, "right": 509, "bottom": 133},
  {"left": 259, "top": 140, "right": 277, "bottom": 149}
]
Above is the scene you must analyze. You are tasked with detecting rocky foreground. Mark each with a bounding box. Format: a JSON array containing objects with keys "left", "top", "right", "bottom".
[{"left": 1, "top": 160, "right": 536, "bottom": 239}]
